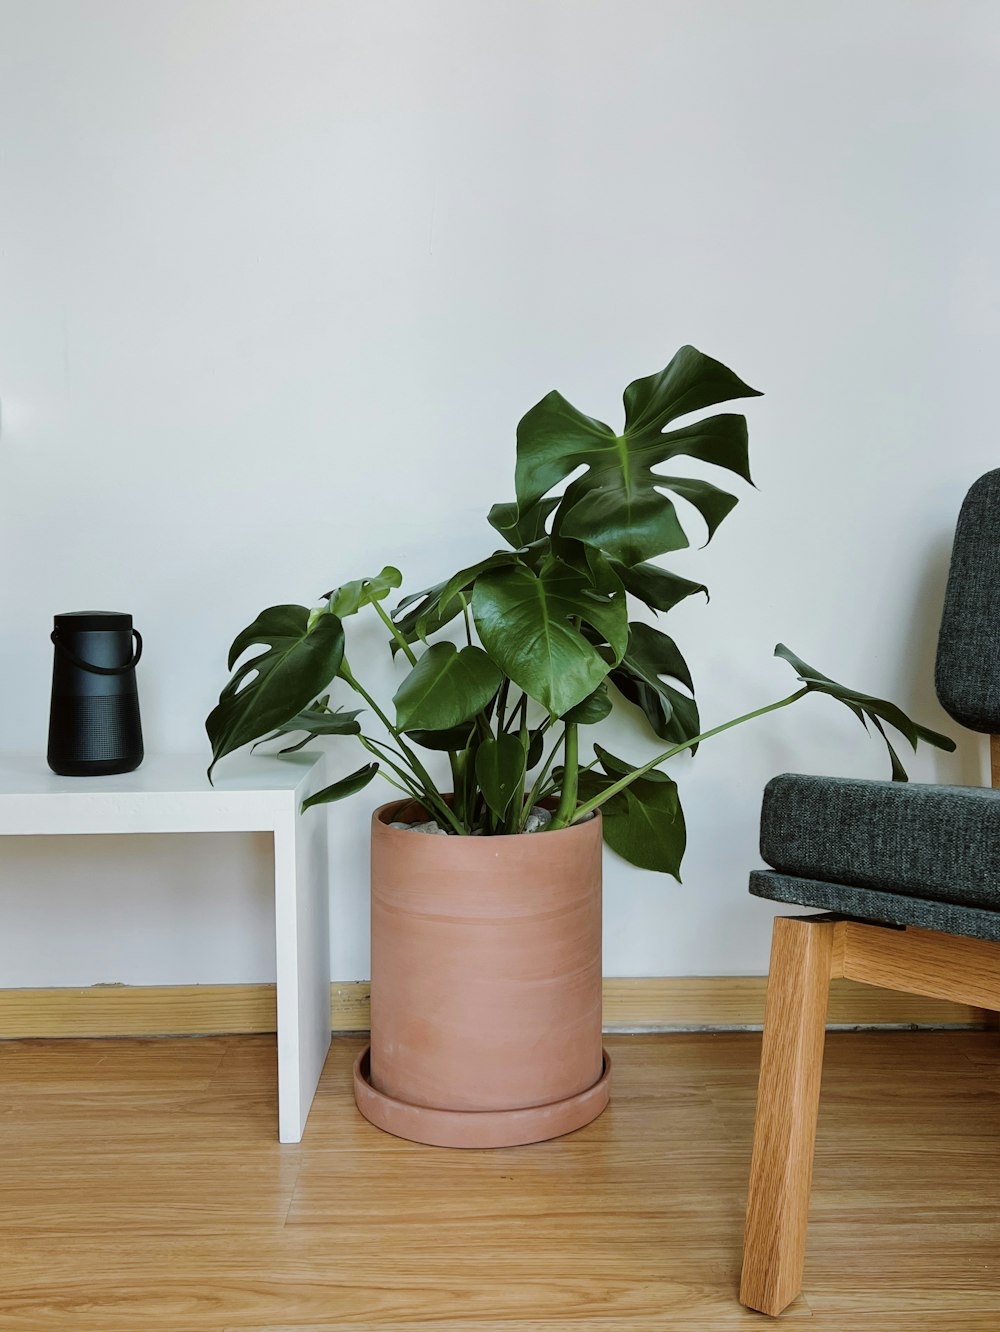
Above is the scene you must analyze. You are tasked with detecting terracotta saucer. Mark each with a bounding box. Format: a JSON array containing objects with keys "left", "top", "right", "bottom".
[{"left": 353, "top": 1045, "right": 612, "bottom": 1149}]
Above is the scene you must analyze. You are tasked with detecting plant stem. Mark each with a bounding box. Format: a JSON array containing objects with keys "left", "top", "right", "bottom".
[
  {"left": 503, "top": 706, "right": 531, "bottom": 834},
  {"left": 449, "top": 750, "right": 467, "bottom": 825},
  {"left": 340, "top": 660, "right": 464, "bottom": 833},
  {"left": 549, "top": 723, "right": 579, "bottom": 829},
  {"left": 518, "top": 725, "right": 565, "bottom": 830},
  {"left": 359, "top": 737, "right": 426, "bottom": 803},
  {"left": 533, "top": 754, "right": 600, "bottom": 807},
  {"left": 503, "top": 693, "right": 529, "bottom": 735},
  {"left": 339, "top": 659, "right": 394, "bottom": 732},
  {"left": 372, "top": 599, "right": 418, "bottom": 666},
  {"left": 495, "top": 676, "right": 511, "bottom": 733},
  {"left": 570, "top": 687, "right": 811, "bottom": 824},
  {"left": 458, "top": 592, "right": 474, "bottom": 648},
  {"left": 373, "top": 768, "right": 415, "bottom": 797}
]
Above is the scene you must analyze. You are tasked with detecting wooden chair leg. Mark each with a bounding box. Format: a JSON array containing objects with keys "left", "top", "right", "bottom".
[{"left": 740, "top": 916, "right": 836, "bottom": 1315}]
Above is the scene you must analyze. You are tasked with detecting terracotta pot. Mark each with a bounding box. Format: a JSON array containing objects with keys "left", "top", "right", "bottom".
[{"left": 353, "top": 799, "right": 611, "bottom": 1148}]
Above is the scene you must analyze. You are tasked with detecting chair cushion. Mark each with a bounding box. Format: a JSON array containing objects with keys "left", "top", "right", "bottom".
[
  {"left": 759, "top": 773, "right": 1000, "bottom": 911},
  {"left": 935, "top": 468, "right": 1000, "bottom": 733},
  {"left": 749, "top": 870, "right": 1000, "bottom": 943}
]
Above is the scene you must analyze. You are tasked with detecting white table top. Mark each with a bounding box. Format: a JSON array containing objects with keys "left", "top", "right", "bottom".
[{"left": 0, "top": 751, "right": 326, "bottom": 836}]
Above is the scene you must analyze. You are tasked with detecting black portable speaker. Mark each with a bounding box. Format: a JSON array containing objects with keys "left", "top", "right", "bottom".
[{"left": 47, "top": 611, "right": 144, "bottom": 776}]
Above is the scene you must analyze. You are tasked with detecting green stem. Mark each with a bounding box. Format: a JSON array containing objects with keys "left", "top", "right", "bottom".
[
  {"left": 341, "top": 660, "right": 464, "bottom": 834},
  {"left": 374, "top": 768, "right": 416, "bottom": 797},
  {"left": 458, "top": 592, "right": 474, "bottom": 649},
  {"left": 570, "top": 687, "right": 810, "bottom": 824},
  {"left": 495, "top": 676, "right": 511, "bottom": 733},
  {"left": 502, "top": 708, "right": 531, "bottom": 835},
  {"left": 518, "top": 725, "right": 565, "bottom": 830},
  {"left": 503, "top": 693, "right": 529, "bottom": 735},
  {"left": 533, "top": 754, "right": 600, "bottom": 808},
  {"left": 357, "top": 731, "right": 413, "bottom": 769},
  {"left": 359, "top": 737, "right": 426, "bottom": 803},
  {"left": 340, "top": 659, "right": 395, "bottom": 733},
  {"left": 449, "top": 750, "right": 467, "bottom": 824},
  {"left": 549, "top": 723, "right": 579, "bottom": 829},
  {"left": 372, "top": 600, "right": 418, "bottom": 666}
]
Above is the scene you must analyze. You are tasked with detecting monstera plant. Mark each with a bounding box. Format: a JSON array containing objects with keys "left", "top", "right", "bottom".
[{"left": 207, "top": 346, "right": 954, "bottom": 878}]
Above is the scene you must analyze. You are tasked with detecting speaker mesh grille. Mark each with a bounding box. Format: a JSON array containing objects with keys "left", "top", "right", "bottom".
[{"left": 48, "top": 694, "right": 143, "bottom": 764}]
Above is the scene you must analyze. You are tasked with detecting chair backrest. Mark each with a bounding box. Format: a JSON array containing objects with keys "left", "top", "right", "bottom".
[{"left": 935, "top": 469, "right": 1000, "bottom": 732}]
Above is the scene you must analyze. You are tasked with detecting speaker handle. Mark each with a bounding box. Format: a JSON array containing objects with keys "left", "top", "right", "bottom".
[{"left": 51, "top": 629, "right": 143, "bottom": 676}]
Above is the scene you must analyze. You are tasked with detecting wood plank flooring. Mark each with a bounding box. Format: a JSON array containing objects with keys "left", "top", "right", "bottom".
[{"left": 0, "top": 1030, "right": 998, "bottom": 1330}]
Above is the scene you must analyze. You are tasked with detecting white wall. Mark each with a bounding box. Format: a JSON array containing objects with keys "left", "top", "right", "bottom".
[{"left": 1, "top": 0, "right": 997, "bottom": 987}]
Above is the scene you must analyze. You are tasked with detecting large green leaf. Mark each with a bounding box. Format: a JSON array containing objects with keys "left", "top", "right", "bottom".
[
  {"left": 592, "top": 746, "right": 687, "bottom": 879},
  {"left": 605, "top": 622, "right": 700, "bottom": 747},
  {"left": 207, "top": 606, "right": 346, "bottom": 779},
  {"left": 572, "top": 746, "right": 687, "bottom": 875},
  {"left": 644, "top": 474, "right": 739, "bottom": 544},
  {"left": 550, "top": 538, "right": 627, "bottom": 596},
  {"left": 526, "top": 726, "right": 546, "bottom": 769},
  {"left": 487, "top": 496, "right": 560, "bottom": 548},
  {"left": 391, "top": 553, "right": 520, "bottom": 651},
  {"left": 775, "top": 644, "right": 956, "bottom": 780},
  {"left": 613, "top": 561, "right": 708, "bottom": 614},
  {"left": 472, "top": 558, "right": 628, "bottom": 718},
  {"left": 301, "top": 762, "right": 379, "bottom": 812},
  {"left": 391, "top": 576, "right": 458, "bottom": 650},
  {"left": 436, "top": 552, "right": 522, "bottom": 626},
  {"left": 575, "top": 767, "right": 628, "bottom": 817},
  {"left": 475, "top": 734, "right": 528, "bottom": 820},
  {"left": 514, "top": 346, "right": 761, "bottom": 566},
  {"left": 393, "top": 642, "right": 502, "bottom": 733},
  {"left": 561, "top": 682, "right": 612, "bottom": 725},
  {"left": 621, "top": 347, "right": 761, "bottom": 443},
  {"left": 551, "top": 419, "right": 746, "bottom": 565},
  {"left": 407, "top": 722, "right": 477, "bottom": 751},
  {"left": 251, "top": 699, "right": 363, "bottom": 755},
  {"left": 322, "top": 567, "right": 401, "bottom": 618}
]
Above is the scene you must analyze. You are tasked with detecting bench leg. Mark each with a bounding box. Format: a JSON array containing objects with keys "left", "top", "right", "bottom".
[
  {"left": 740, "top": 916, "right": 835, "bottom": 1315},
  {"left": 273, "top": 802, "right": 331, "bottom": 1144}
]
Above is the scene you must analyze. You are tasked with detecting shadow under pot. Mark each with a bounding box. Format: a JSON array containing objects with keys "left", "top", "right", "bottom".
[{"left": 47, "top": 610, "right": 144, "bottom": 776}]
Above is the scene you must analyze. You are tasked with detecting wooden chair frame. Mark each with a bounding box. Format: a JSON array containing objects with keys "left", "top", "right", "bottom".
[{"left": 741, "top": 738, "right": 1000, "bottom": 1316}]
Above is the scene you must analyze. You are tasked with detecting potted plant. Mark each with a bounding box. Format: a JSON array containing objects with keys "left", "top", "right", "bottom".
[{"left": 206, "top": 345, "right": 953, "bottom": 1148}]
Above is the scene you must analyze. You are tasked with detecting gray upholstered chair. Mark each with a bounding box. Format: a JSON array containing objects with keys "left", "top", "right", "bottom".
[{"left": 740, "top": 469, "right": 1000, "bottom": 1316}]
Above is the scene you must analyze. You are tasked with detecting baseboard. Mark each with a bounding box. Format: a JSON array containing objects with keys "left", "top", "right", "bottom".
[
  {"left": 0, "top": 977, "right": 987, "bottom": 1038},
  {"left": 602, "top": 976, "right": 989, "bottom": 1029},
  {"left": 0, "top": 983, "right": 279, "bottom": 1038}
]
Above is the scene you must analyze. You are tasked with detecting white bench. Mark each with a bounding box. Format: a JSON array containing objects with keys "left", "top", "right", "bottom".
[{"left": 0, "top": 751, "right": 331, "bottom": 1142}]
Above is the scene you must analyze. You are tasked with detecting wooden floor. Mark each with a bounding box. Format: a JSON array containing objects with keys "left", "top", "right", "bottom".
[{"left": 1, "top": 1030, "right": 999, "bottom": 1330}]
